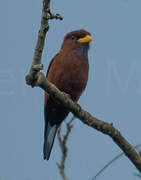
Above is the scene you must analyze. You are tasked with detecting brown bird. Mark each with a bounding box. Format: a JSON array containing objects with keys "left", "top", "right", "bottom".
[{"left": 44, "top": 29, "right": 93, "bottom": 160}]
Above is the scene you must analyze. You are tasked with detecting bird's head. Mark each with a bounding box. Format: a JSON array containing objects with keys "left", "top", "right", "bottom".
[{"left": 61, "top": 29, "right": 93, "bottom": 56}]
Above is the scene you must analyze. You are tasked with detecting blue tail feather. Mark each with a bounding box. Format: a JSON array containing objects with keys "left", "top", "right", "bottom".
[{"left": 43, "top": 122, "right": 58, "bottom": 160}]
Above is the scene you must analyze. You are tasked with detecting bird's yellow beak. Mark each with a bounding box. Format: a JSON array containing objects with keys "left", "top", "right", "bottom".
[{"left": 77, "top": 35, "right": 93, "bottom": 43}]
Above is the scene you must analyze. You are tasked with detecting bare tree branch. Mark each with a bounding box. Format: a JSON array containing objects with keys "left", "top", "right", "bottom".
[
  {"left": 26, "top": 71, "right": 141, "bottom": 172},
  {"left": 56, "top": 116, "right": 75, "bottom": 180},
  {"left": 134, "top": 151, "right": 141, "bottom": 178},
  {"left": 26, "top": 0, "right": 62, "bottom": 86},
  {"left": 25, "top": 0, "right": 141, "bottom": 174}
]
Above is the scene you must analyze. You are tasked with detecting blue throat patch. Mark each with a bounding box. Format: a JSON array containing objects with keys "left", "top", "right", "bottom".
[{"left": 76, "top": 44, "right": 89, "bottom": 56}]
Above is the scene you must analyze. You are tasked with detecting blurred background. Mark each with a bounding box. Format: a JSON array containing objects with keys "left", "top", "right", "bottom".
[{"left": 0, "top": 0, "right": 141, "bottom": 179}]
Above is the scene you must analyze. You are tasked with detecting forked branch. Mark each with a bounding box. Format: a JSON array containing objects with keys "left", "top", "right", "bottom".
[{"left": 25, "top": 0, "right": 141, "bottom": 174}]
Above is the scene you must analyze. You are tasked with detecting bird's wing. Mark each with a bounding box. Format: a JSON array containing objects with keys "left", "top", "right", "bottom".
[
  {"left": 44, "top": 53, "right": 70, "bottom": 160},
  {"left": 44, "top": 53, "right": 59, "bottom": 104}
]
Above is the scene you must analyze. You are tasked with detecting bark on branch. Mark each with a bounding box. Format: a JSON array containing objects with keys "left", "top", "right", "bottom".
[
  {"left": 26, "top": 0, "right": 62, "bottom": 85},
  {"left": 25, "top": 0, "right": 141, "bottom": 174},
  {"left": 26, "top": 71, "right": 141, "bottom": 172}
]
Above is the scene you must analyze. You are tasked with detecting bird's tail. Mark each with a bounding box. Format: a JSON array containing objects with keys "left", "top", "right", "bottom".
[{"left": 43, "top": 122, "right": 58, "bottom": 160}]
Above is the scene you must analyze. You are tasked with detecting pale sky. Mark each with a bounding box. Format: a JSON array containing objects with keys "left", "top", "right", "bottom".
[{"left": 0, "top": 0, "right": 141, "bottom": 180}]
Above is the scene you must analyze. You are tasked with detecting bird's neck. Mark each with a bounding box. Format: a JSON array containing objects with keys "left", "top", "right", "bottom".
[{"left": 75, "top": 44, "right": 89, "bottom": 56}]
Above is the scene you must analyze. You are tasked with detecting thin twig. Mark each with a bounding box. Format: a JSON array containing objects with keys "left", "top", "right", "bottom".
[
  {"left": 26, "top": 0, "right": 62, "bottom": 86},
  {"left": 56, "top": 116, "right": 75, "bottom": 180},
  {"left": 25, "top": 0, "right": 141, "bottom": 174},
  {"left": 26, "top": 72, "right": 141, "bottom": 172},
  {"left": 92, "top": 144, "right": 141, "bottom": 180}
]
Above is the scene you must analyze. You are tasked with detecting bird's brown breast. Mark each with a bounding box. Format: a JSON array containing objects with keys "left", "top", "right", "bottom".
[{"left": 47, "top": 50, "right": 89, "bottom": 101}]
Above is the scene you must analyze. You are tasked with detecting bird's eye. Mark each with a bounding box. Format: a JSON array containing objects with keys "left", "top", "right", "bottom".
[{"left": 70, "top": 35, "right": 76, "bottom": 40}]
